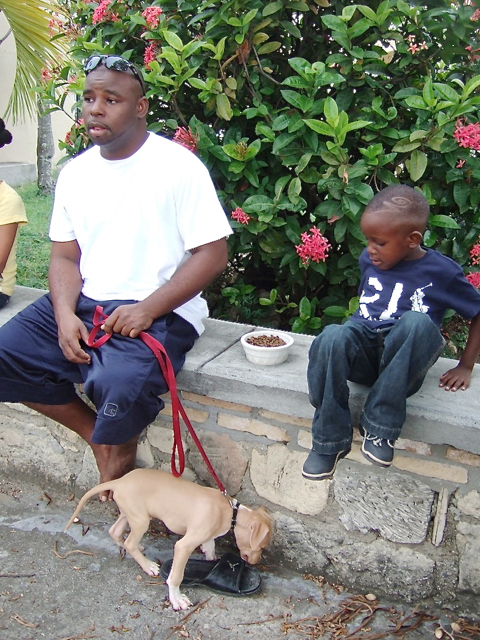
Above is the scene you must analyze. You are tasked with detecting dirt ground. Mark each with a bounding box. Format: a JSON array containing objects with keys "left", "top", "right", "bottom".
[{"left": 1, "top": 473, "right": 479, "bottom": 640}]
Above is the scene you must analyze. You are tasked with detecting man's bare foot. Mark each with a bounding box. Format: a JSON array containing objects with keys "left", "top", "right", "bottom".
[{"left": 91, "top": 437, "right": 138, "bottom": 501}]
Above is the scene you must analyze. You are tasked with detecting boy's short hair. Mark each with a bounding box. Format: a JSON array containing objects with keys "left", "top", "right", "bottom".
[{"left": 365, "top": 185, "right": 429, "bottom": 232}]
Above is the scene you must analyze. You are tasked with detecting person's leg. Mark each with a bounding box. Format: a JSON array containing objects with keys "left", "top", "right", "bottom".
[
  {"left": 0, "top": 292, "right": 10, "bottom": 309},
  {"left": 360, "top": 311, "right": 445, "bottom": 465},
  {"left": 76, "top": 299, "right": 198, "bottom": 447},
  {"left": 304, "top": 321, "right": 380, "bottom": 479},
  {"left": 0, "top": 294, "right": 136, "bottom": 498},
  {"left": 23, "top": 397, "right": 137, "bottom": 499}
]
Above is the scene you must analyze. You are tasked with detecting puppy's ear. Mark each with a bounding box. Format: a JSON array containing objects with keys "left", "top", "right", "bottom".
[{"left": 249, "top": 520, "right": 271, "bottom": 549}]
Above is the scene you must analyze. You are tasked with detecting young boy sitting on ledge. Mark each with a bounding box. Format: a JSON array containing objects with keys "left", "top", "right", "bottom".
[{"left": 303, "top": 184, "right": 480, "bottom": 480}]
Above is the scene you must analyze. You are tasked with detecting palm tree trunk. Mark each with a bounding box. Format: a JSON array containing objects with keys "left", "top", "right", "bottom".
[{"left": 37, "top": 100, "right": 54, "bottom": 194}]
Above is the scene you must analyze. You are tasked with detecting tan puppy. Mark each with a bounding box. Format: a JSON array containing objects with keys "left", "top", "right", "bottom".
[{"left": 65, "top": 468, "right": 272, "bottom": 610}]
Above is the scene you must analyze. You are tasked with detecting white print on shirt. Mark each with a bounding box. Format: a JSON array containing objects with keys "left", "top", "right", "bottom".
[
  {"left": 379, "top": 282, "right": 403, "bottom": 320},
  {"left": 359, "top": 278, "right": 432, "bottom": 320},
  {"left": 410, "top": 283, "right": 432, "bottom": 313},
  {"left": 359, "top": 277, "right": 382, "bottom": 319}
]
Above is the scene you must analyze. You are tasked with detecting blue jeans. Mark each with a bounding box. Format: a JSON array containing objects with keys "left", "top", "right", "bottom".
[{"left": 307, "top": 312, "right": 446, "bottom": 454}]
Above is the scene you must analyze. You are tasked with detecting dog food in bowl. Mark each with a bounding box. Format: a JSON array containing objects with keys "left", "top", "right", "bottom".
[{"left": 241, "top": 330, "right": 294, "bottom": 366}]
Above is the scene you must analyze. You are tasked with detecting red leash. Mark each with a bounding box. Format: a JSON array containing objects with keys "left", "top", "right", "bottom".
[{"left": 86, "top": 305, "right": 226, "bottom": 494}]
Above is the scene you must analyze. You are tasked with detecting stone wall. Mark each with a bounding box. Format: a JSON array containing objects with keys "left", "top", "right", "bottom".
[{"left": 1, "top": 287, "right": 479, "bottom": 617}]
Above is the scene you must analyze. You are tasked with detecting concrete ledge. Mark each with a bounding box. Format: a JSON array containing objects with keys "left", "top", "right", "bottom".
[
  {"left": 5, "top": 286, "right": 480, "bottom": 456},
  {"left": 179, "top": 313, "right": 480, "bottom": 457},
  {"left": 0, "top": 162, "right": 37, "bottom": 186}
]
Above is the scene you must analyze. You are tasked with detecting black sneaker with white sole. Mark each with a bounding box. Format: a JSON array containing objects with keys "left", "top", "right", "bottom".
[
  {"left": 361, "top": 431, "right": 394, "bottom": 467},
  {"left": 302, "top": 448, "right": 351, "bottom": 480}
]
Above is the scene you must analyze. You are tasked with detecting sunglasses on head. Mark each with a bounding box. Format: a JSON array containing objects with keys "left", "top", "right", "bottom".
[{"left": 84, "top": 55, "right": 146, "bottom": 94}]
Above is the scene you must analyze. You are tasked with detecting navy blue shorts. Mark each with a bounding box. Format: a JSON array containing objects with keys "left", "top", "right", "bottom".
[{"left": 0, "top": 294, "right": 198, "bottom": 445}]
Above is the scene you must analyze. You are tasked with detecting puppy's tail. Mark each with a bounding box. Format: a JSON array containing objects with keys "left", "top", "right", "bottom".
[{"left": 64, "top": 480, "right": 119, "bottom": 531}]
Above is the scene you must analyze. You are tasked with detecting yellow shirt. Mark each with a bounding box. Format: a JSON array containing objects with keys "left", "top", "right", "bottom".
[{"left": 0, "top": 181, "right": 28, "bottom": 296}]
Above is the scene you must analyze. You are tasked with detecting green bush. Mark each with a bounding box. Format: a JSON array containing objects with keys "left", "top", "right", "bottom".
[{"left": 45, "top": 0, "right": 480, "bottom": 332}]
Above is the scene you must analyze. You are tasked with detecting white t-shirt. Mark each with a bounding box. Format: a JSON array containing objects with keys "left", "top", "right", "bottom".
[{"left": 49, "top": 133, "right": 232, "bottom": 334}]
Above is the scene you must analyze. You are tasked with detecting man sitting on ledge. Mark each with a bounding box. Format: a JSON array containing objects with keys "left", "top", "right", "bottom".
[{"left": 0, "top": 55, "right": 231, "bottom": 499}]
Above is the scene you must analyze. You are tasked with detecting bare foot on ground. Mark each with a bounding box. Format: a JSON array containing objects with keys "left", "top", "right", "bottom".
[{"left": 91, "top": 437, "right": 138, "bottom": 501}]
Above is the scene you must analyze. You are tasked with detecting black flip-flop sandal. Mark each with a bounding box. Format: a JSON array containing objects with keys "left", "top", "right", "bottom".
[{"left": 160, "top": 552, "right": 261, "bottom": 596}]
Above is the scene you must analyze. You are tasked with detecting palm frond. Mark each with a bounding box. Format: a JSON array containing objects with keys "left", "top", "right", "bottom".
[{"left": 0, "top": 0, "right": 69, "bottom": 123}]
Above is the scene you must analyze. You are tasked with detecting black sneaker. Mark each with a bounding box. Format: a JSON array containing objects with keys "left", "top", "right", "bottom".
[
  {"left": 361, "top": 431, "right": 394, "bottom": 467},
  {"left": 302, "top": 448, "right": 351, "bottom": 480}
]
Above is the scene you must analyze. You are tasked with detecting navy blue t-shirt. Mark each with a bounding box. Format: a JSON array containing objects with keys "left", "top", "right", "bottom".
[{"left": 351, "top": 248, "right": 480, "bottom": 329}]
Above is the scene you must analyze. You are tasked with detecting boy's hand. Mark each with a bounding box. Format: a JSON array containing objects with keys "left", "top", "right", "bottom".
[{"left": 439, "top": 364, "right": 472, "bottom": 391}]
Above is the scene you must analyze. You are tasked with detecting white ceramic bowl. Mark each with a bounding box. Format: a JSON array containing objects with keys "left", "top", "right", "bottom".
[{"left": 240, "top": 330, "right": 294, "bottom": 366}]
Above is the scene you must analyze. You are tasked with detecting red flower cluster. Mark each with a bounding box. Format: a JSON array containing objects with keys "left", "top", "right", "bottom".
[
  {"left": 470, "top": 237, "right": 480, "bottom": 265},
  {"left": 453, "top": 119, "right": 480, "bottom": 151},
  {"left": 296, "top": 227, "right": 331, "bottom": 265},
  {"left": 144, "top": 42, "right": 159, "bottom": 68},
  {"left": 466, "top": 272, "right": 480, "bottom": 289},
  {"left": 471, "top": 8, "right": 480, "bottom": 20},
  {"left": 92, "top": 0, "right": 119, "bottom": 24},
  {"left": 173, "top": 126, "right": 199, "bottom": 153},
  {"left": 231, "top": 207, "right": 251, "bottom": 225},
  {"left": 142, "top": 6, "right": 163, "bottom": 29}
]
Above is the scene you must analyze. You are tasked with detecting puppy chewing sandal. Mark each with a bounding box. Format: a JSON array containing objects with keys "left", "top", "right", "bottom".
[{"left": 160, "top": 552, "right": 261, "bottom": 597}]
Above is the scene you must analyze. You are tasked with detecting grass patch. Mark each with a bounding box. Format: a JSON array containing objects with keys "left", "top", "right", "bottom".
[{"left": 15, "top": 182, "right": 52, "bottom": 290}]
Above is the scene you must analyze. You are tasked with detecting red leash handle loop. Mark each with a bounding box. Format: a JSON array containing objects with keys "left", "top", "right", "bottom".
[
  {"left": 86, "top": 306, "right": 112, "bottom": 348},
  {"left": 86, "top": 306, "right": 226, "bottom": 494}
]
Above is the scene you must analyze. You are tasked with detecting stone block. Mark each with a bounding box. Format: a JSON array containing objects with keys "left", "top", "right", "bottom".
[
  {"left": 75, "top": 447, "right": 100, "bottom": 490},
  {"left": 147, "top": 422, "right": 175, "bottom": 454},
  {"left": 186, "top": 429, "right": 248, "bottom": 495},
  {"left": 457, "top": 490, "right": 480, "bottom": 519},
  {"left": 330, "top": 539, "right": 435, "bottom": 601},
  {"left": 161, "top": 402, "right": 209, "bottom": 424},
  {"left": 446, "top": 447, "right": 480, "bottom": 468},
  {"left": 334, "top": 467, "right": 434, "bottom": 544},
  {"left": 258, "top": 409, "right": 311, "bottom": 428},
  {"left": 251, "top": 445, "right": 330, "bottom": 516},
  {"left": 217, "top": 413, "right": 290, "bottom": 442},
  {"left": 136, "top": 439, "right": 155, "bottom": 468},
  {"left": 182, "top": 392, "right": 251, "bottom": 413},
  {"left": 393, "top": 456, "right": 468, "bottom": 483},
  {"left": 457, "top": 522, "right": 480, "bottom": 594}
]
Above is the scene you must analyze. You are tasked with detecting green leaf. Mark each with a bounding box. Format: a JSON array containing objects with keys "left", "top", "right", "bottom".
[
  {"left": 321, "top": 15, "right": 348, "bottom": 32},
  {"left": 324, "top": 97, "right": 339, "bottom": 126},
  {"left": 257, "top": 41, "right": 282, "bottom": 54},
  {"left": 242, "top": 195, "right": 274, "bottom": 213},
  {"left": 355, "top": 5, "right": 377, "bottom": 21},
  {"left": 392, "top": 139, "right": 421, "bottom": 153},
  {"left": 407, "top": 150, "right": 428, "bottom": 182},
  {"left": 272, "top": 132, "right": 298, "bottom": 153},
  {"left": 323, "top": 305, "right": 347, "bottom": 317},
  {"left": 429, "top": 215, "right": 460, "bottom": 230},
  {"left": 299, "top": 296, "right": 312, "bottom": 319},
  {"left": 280, "top": 90, "right": 311, "bottom": 112},
  {"left": 433, "top": 83, "right": 459, "bottom": 103},
  {"left": 304, "top": 119, "right": 335, "bottom": 137},
  {"left": 263, "top": 1, "right": 283, "bottom": 16},
  {"left": 288, "top": 177, "right": 302, "bottom": 203},
  {"left": 163, "top": 30, "right": 184, "bottom": 52},
  {"left": 462, "top": 76, "right": 480, "bottom": 99},
  {"left": 216, "top": 94, "right": 233, "bottom": 121},
  {"left": 404, "top": 96, "right": 429, "bottom": 110},
  {"left": 422, "top": 78, "right": 436, "bottom": 108}
]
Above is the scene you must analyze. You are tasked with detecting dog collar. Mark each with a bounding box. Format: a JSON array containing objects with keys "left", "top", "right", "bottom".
[{"left": 230, "top": 498, "right": 239, "bottom": 531}]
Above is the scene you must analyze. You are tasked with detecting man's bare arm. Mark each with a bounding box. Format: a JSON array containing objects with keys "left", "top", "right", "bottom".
[{"left": 49, "top": 240, "right": 91, "bottom": 363}]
